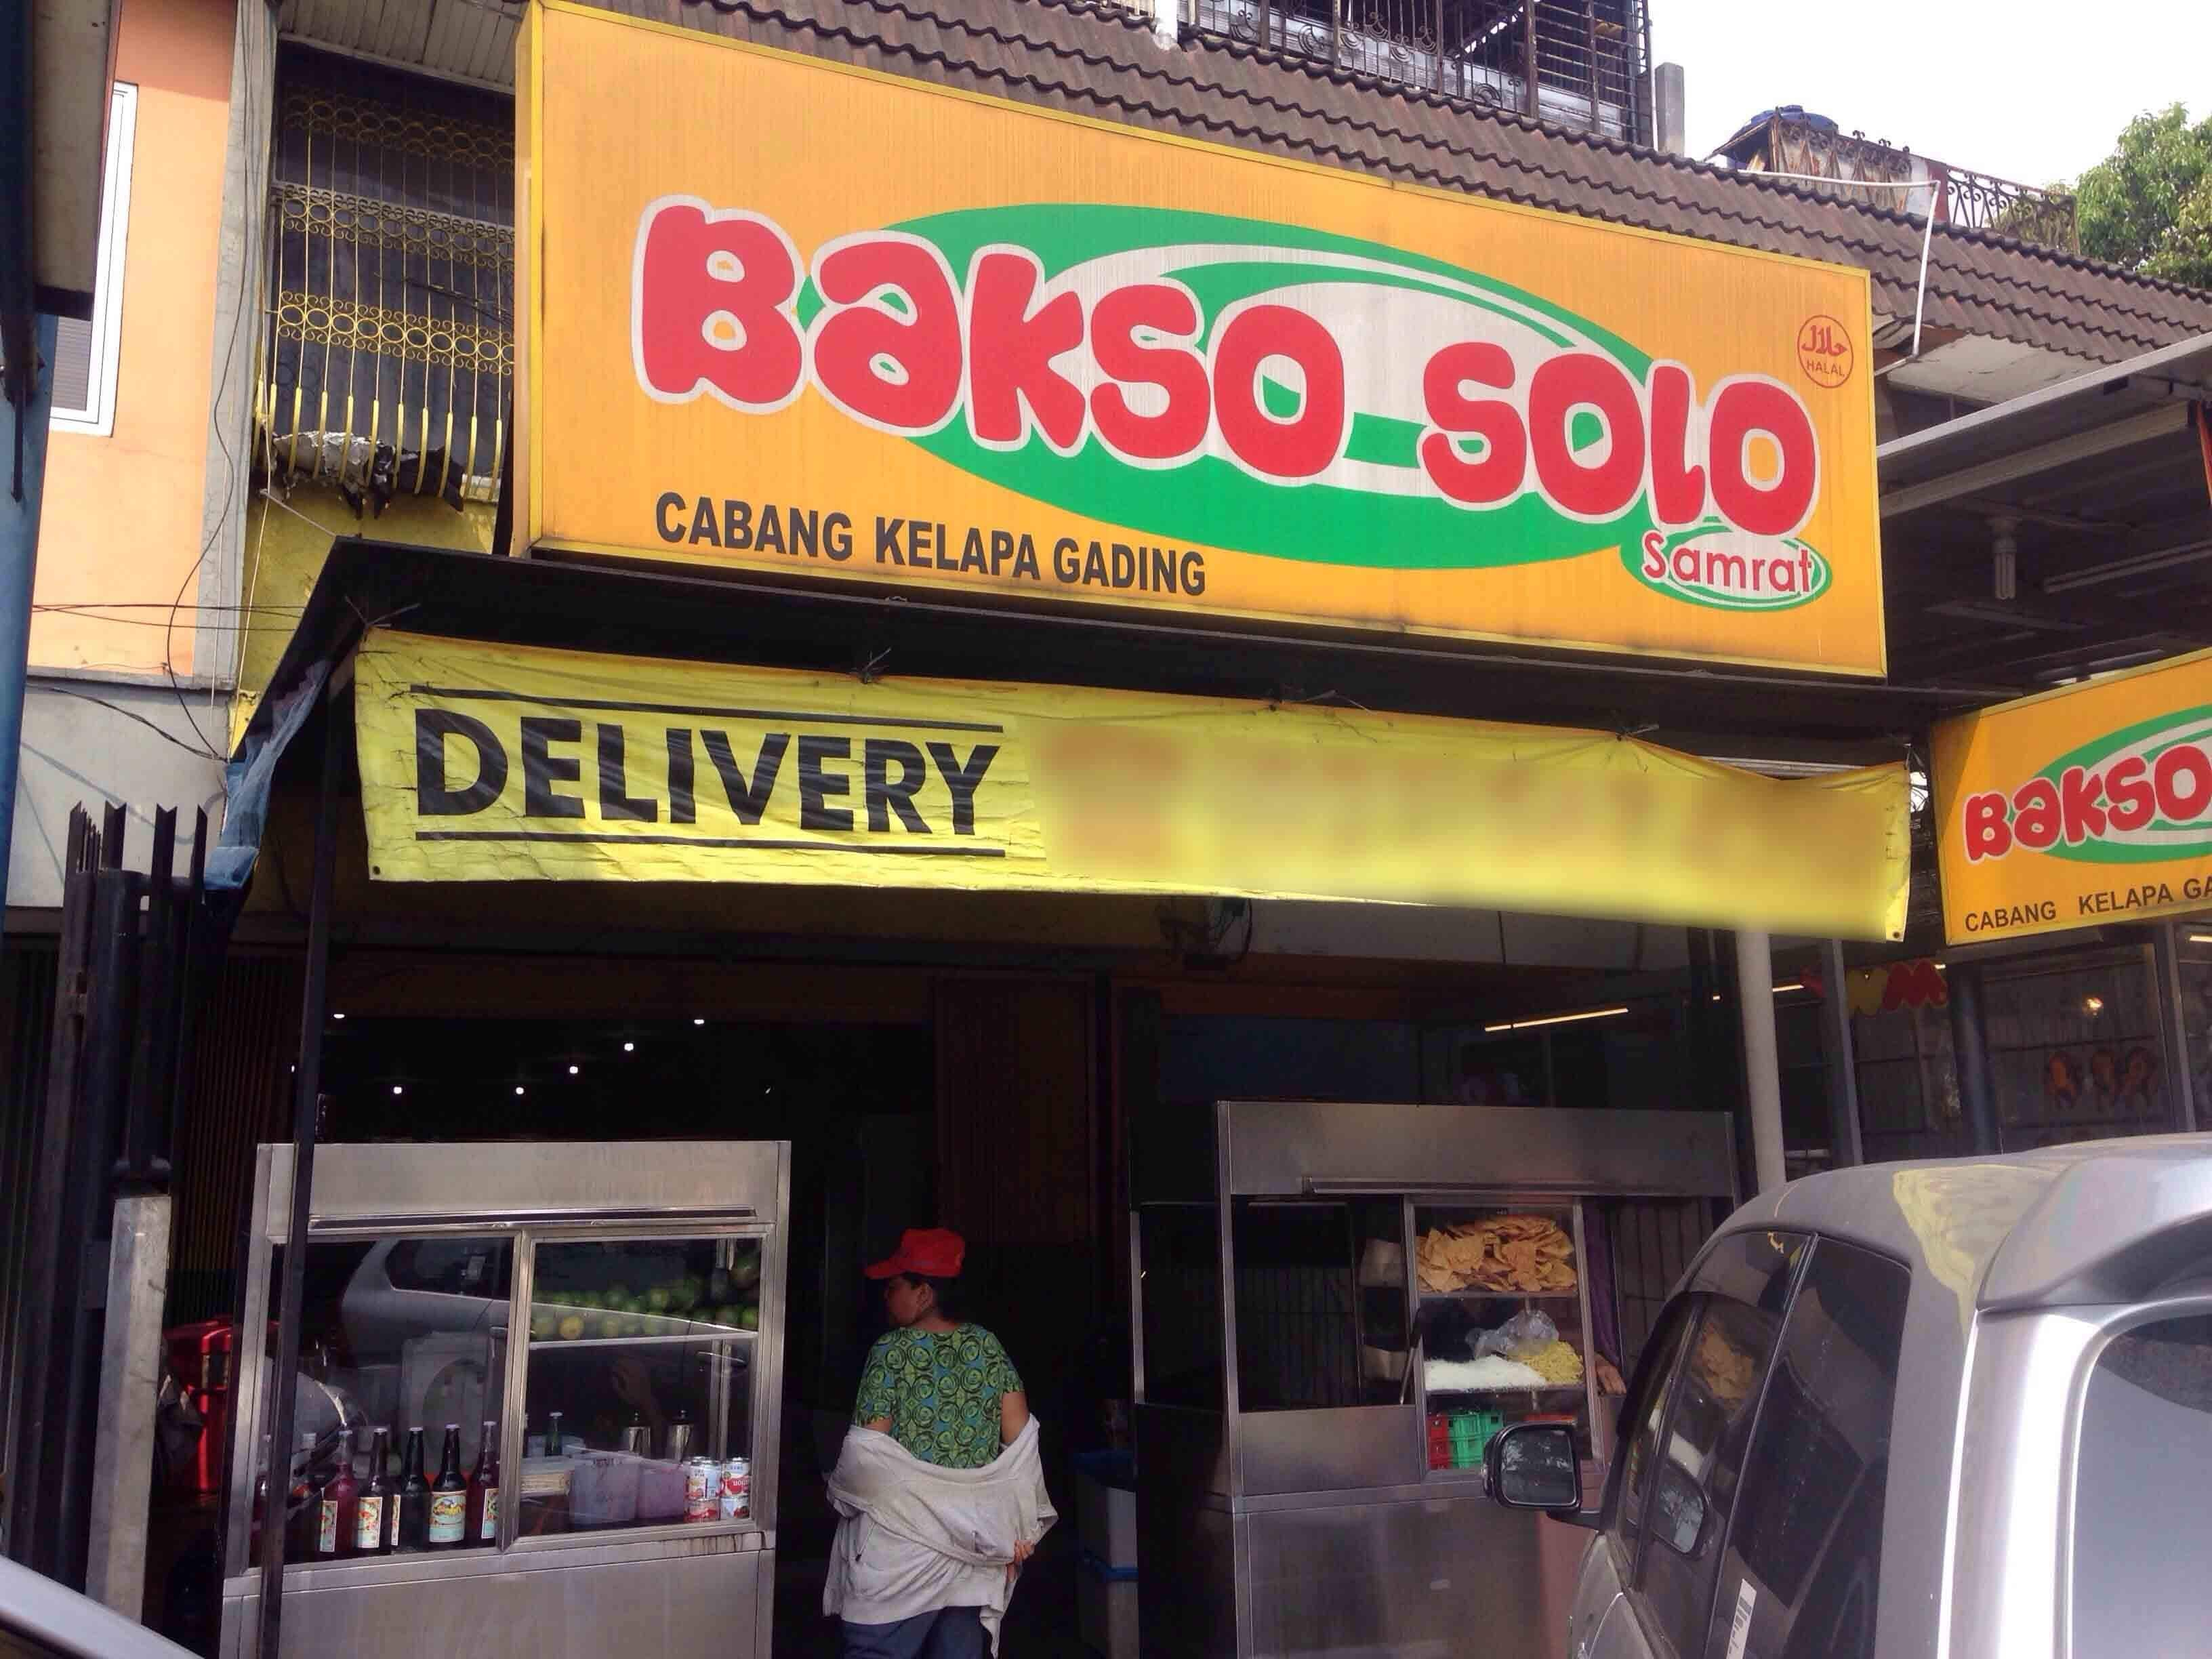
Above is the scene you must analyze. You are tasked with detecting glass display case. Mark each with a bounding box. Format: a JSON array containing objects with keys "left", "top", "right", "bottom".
[
  {"left": 1410, "top": 1200, "right": 1595, "bottom": 1477},
  {"left": 1132, "top": 1100, "right": 1736, "bottom": 1659},
  {"left": 221, "top": 1141, "right": 788, "bottom": 1658}
]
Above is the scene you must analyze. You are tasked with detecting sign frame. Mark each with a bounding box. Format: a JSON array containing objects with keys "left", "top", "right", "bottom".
[
  {"left": 515, "top": 0, "right": 1886, "bottom": 676},
  {"left": 1933, "top": 644, "right": 2212, "bottom": 945}
]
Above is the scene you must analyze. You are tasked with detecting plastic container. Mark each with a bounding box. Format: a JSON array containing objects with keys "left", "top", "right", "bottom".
[
  {"left": 567, "top": 1452, "right": 641, "bottom": 1527},
  {"left": 636, "top": 1458, "right": 688, "bottom": 1521},
  {"left": 1447, "top": 1410, "right": 1502, "bottom": 1469}
]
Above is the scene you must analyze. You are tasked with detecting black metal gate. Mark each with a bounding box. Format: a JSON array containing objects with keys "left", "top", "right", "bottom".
[{"left": 1, "top": 803, "right": 224, "bottom": 1586}]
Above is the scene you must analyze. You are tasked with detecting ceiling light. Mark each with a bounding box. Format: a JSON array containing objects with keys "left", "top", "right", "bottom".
[
  {"left": 514, "top": 1086, "right": 526, "bottom": 1097},
  {"left": 333, "top": 1012, "right": 346, "bottom": 1021},
  {"left": 2190, "top": 935, "right": 2212, "bottom": 946},
  {"left": 1485, "top": 1005, "right": 1630, "bottom": 1033},
  {"left": 392, "top": 1085, "right": 403, "bottom": 1096},
  {"left": 1991, "top": 516, "right": 2018, "bottom": 602},
  {"left": 1771, "top": 981, "right": 1805, "bottom": 994},
  {"left": 623, "top": 1041, "right": 636, "bottom": 1053},
  {"left": 568, "top": 1064, "right": 580, "bottom": 1076},
  {"left": 693, "top": 1017, "right": 706, "bottom": 1027}
]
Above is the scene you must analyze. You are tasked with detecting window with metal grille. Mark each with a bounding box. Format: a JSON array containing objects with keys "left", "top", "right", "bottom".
[
  {"left": 258, "top": 47, "right": 512, "bottom": 516},
  {"left": 1189, "top": 0, "right": 1650, "bottom": 142}
]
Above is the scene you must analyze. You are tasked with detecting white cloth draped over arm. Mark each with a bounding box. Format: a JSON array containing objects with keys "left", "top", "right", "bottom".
[{"left": 823, "top": 1418, "right": 1057, "bottom": 1654}]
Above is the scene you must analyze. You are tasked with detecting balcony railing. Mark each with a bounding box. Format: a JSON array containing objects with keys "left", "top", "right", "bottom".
[
  {"left": 1725, "top": 115, "right": 2078, "bottom": 253},
  {"left": 256, "top": 49, "right": 515, "bottom": 516},
  {"left": 1190, "top": 0, "right": 1650, "bottom": 144}
]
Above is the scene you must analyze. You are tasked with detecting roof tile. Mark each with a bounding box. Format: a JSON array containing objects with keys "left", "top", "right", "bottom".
[{"left": 630, "top": 0, "right": 2212, "bottom": 364}]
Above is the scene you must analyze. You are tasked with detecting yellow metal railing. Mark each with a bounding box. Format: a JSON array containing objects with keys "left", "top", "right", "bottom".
[{"left": 257, "top": 62, "right": 514, "bottom": 512}]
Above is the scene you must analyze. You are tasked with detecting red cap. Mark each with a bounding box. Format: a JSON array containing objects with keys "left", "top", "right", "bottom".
[{"left": 865, "top": 1227, "right": 966, "bottom": 1280}]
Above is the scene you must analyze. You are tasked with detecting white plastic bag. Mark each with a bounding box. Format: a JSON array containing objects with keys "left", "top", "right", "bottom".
[{"left": 1474, "top": 1309, "right": 1558, "bottom": 1359}]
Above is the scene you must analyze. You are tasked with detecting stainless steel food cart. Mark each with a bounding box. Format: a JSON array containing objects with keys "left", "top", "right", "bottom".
[
  {"left": 1131, "top": 1101, "right": 1736, "bottom": 1658},
  {"left": 219, "top": 1140, "right": 789, "bottom": 1658}
]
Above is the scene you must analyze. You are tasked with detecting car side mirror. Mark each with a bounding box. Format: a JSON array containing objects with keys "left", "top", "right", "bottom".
[{"left": 1484, "top": 1422, "right": 1597, "bottom": 1528}]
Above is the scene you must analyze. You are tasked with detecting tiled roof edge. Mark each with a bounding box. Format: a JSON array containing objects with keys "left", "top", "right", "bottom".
[
  {"left": 675, "top": 0, "right": 2212, "bottom": 328},
  {"left": 1173, "top": 25, "right": 2212, "bottom": 305}
]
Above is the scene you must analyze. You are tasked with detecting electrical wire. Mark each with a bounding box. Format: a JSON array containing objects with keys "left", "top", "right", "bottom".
[
  {"left": 28, "top": 682, "right": 241, "bottom": 762},
  {"left": 1716, "top": 167, "right": 1945, "bottom": 367},
  {"left": 162, "top": 9, "right": 272, "bottom": 763}
]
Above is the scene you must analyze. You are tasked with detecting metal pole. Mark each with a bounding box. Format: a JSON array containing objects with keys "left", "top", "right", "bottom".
[
  {"left": 0, "top": 313, "right": 57, "bottom": 957},
  {"left": 258, "top": 701, "right": 342, "bottom": 1655},
  {"left": 2154, "top": 924, "right": 2197, "bottom": 1133},
  {"left": 85, "top": 1193, "right": 172, "bottom": 1614},
  {"left": 1735, "top": 929, "right": 1786, "bottom": 1193},
  {"left": 1816, "top": 940, "right": 1865, "bottom": 1168},
  {"left": 1947, "top": 962, "right": 2000, "bottom": 1154},
  {"left": 1583, "top": 0, "right": 1600, "bottom": 126},
  {"left": 5, "top": 808, "right": 94, "bottom": 1575},
  {"left": 1522, "top": 0, "right": 1539, "bottom": 115},
  {"left": 56, "top": 825, "right": 138, "bottom": 1588}
]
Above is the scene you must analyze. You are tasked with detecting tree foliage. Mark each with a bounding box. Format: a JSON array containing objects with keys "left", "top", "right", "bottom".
[{"left": 2074, "top": 104, "right": 2212, "bottom": 289}]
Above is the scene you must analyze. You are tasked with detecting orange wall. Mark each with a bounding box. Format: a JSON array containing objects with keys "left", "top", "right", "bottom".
[{"left": 30, "top": 0, "right": 235, "bottom": 679}]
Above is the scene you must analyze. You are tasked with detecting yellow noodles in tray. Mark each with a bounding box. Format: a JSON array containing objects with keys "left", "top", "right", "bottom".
[{"left": 1513, "top": 1339, "right": 1586, "bottom": 1385}]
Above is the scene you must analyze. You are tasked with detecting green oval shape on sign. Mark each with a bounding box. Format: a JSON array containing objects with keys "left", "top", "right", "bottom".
[
  {"left": 1624, "top": 522, "right": 1830, "bottom": 611},
  {"left": 855, "top": 204, "right": 1662, "bottom": 572},
  {"left": 2029, "top": 705, "right": 2212, "bottom": 865}
]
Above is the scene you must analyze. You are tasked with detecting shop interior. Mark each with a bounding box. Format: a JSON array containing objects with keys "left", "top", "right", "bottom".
[{"left": 144, "top": 922, "right": 1780, "bottom": 1657}]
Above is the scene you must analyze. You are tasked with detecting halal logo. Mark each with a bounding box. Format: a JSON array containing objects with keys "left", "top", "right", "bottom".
[{"left": 1796, "top": 315, "right": 1853, "bottom": 389}]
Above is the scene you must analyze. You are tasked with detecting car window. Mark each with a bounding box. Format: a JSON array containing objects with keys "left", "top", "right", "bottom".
[
  {"left": 2071, "top": 1312, "right": 2212, "bottom": 1655},
  {"left": 1610, "top": 1294, "right": 1698, "bottom": 1553},
  {"left": 386, "top": 1238, "right": 508, "bottom": 1298},
  {"left": 1632, "top": 1230, "right": 1803, "bottom": 1656},
  {"left": 1706, "top": 1237, "right": 1908, "bottom": 1659}
]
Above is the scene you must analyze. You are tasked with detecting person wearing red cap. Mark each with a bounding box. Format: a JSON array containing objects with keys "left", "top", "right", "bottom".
[
  {"left": 827, "top": 1226, "right": 1042, "bottom": 1656},
  {"left": 855, "top": 1227, "right": 1029, "bottom": 1475}
]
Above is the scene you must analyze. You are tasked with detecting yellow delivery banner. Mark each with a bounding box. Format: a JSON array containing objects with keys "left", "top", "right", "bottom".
[
  {"left": 516, "top": 1, "right": 1885, "bottom": 675},
  {"left": 1935, "top": 647, "right": 2212, "bottom": 943},
  {"left": 356, "top": 631, "right": 1910, "bottom": 938}
]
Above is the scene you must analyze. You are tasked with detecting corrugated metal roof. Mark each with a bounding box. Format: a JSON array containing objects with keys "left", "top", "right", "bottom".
[{"left": 277, "top": 0, "right": 522, "bottom": 89}]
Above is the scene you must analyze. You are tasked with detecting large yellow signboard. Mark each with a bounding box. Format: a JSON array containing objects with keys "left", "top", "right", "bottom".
[
  {"left": 517, "top": 1, "right": 1885, "bottom": 674},
  {"left": 1934, "top": 649, "right": 2212, "bottom": 943},
  {"left": 356, "top": 630, "right": 1910, "bottom": 938}
]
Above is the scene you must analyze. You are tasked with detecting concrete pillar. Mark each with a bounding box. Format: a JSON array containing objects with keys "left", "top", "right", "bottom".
[
  {"left": 87, "top": 1193, "right": 172, "bottom": 1617},
  {"left": 192, "top": 0, "right": 279, "bottom": 694},
  {"left": 1736, "top": 929, "right": 1786, "bottom": 1193},
  {"left": 1654, "top": 62, "right": 1688, "bottom": 157}
]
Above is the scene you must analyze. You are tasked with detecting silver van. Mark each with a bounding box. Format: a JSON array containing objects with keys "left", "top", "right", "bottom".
[{"left": 1488, "top": 1134, "right": 2212, "bottom": 1658}]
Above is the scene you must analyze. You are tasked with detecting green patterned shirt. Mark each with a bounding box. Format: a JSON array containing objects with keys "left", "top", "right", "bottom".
[{"left": 853, "top": 1324, "right": 1024, "bottom": 1469}]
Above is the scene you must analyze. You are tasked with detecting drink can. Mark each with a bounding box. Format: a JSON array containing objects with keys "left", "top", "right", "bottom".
[
  {"left": 718, "top": 1456, "right": 750, "bottom": 1520},
  {"left": 684, "top": 1458, "right": 718, "bottom": 1523}
]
